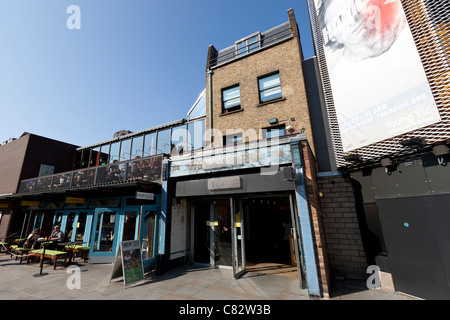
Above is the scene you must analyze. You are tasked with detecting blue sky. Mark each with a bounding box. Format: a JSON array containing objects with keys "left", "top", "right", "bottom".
[{"left": 0, "top": 0, "right": 315, "bottom": 147}]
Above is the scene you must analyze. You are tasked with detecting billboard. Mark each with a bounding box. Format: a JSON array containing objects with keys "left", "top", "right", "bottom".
[{"left": 314, "top": 0, "right": 441, "bottom": 152}]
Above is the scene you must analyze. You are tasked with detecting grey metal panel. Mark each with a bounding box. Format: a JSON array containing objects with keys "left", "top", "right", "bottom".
[
  {"left": 422, "top": 153, "right": 450, "bottom": 194},
  {"left": 371, "top": 159, "right": 431, "bottom": 198},
  {"left": 350, "top": 171, "right": 375, "bottom": 203},
  {"left": 175, "top": 170, "right": 295, "bottom": 197},
  {"left": 377, "top": 195, "right": 450, "bottom": 299}
]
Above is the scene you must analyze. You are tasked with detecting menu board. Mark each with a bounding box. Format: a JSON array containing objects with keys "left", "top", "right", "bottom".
[{"left": 110, "top": 240, "right": 145, "bottom": 288}]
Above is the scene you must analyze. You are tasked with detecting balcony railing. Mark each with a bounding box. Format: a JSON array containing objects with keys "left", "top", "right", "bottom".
[{"left": 18, "top": 155, "right": 163, "bottom": 194}]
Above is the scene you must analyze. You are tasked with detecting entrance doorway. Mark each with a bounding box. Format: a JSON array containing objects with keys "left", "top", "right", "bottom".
[
  {"left": 193, "top": 200, "right": 232, "bottom": 267},
  {"left": 244, "top": 196, "right": 297, "bottom": 277},
  {"left": 191, "top": 194, "right": 303, "bottom": 282}
]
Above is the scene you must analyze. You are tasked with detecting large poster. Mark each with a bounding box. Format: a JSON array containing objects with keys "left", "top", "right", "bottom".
[{"left": 314, "top": 0, "right": 441, "bottom": 152}]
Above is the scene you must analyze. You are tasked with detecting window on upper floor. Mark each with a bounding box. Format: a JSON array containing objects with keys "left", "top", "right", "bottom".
[
  {"left": 258, "top": 72, "right": 282, "bottom": 103},
  {"left": 222, "top": 85, "right": 241, "bottom": 113},
  {"left": 262, "top": 124, "right": 286, "bottom": 139},
  {"left": 223, "top": 132, "right": 243, "bottom": 146},
  {"left": 38, "top": 164, "right": 55, "bottom": 177},
  {"left": 236, "top": 33, "right": 260, "bottom": 57}
]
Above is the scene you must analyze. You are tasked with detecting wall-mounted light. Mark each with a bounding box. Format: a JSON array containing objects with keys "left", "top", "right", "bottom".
[
  {"left": 432, "top": 144, "right": 450, "bottom": 165},
  {"left": 344, "top": 154, "right": 362, "bottom": 162},
  {"left": 400, "top": 137, "right": 424, "bottom": 149},
  {"left": 381, "top": 157, "right": 395, "bottom": 175},
  {"left": 268, "top": 117, "right": 296, "bottom": 133}
]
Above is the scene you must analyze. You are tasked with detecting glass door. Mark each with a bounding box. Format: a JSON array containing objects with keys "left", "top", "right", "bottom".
[
  {"left": 122, "top": 209, "right": 139, "bottom": 242},
  {"left": 89, "top": 208, "right": 119, "bottom": 263},
  {"left": 231, "top": 198, "right": 246, "bottom": 278}
]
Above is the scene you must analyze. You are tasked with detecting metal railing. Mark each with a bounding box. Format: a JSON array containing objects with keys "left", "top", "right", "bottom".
[{"left": 18, "top": 155, "right": 163, "bottom": 194}]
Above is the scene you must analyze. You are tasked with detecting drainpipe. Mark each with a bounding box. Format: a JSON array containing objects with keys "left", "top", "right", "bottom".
[{"left": 207, "top": 69, "right": 213, "bottom": 147}]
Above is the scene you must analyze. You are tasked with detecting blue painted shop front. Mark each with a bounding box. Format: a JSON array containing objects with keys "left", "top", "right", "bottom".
[{"left": 26, "top": 195, "right": 161, "bottom": 271}]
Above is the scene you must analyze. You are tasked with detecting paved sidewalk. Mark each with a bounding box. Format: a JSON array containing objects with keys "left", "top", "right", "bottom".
[{"left": 0, "top": 252, "right": 414, "bottom": 301}]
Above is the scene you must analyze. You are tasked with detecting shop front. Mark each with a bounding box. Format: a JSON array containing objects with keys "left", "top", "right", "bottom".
[
  {"left": 168, "top": 135, "right": 327, "bottom": 297},
  {"left": 3, "top": 154, "right": 167, "bottom": 272}
]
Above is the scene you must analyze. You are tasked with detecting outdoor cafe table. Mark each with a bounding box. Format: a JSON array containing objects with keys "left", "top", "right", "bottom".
[{"left": 57, "top": 241, "right": 84, "bottom": 264}]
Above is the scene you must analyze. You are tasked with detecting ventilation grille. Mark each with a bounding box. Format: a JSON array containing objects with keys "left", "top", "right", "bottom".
[{"left": 308, "top": 0, "right": 450, "bottom": 169}]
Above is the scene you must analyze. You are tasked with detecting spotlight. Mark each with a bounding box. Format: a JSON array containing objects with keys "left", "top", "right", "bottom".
[
  {"left": 344, "top": 154, "right": 362, "bottom": 162},
  {"left": 381, "top": 157, "right": 395, "bottom": 175},
  {"left": 432, "top": 144, "right": 450, "bottom": 165},
  {"left": 400, "top": 137, "right": 424, "bottom": 148}
]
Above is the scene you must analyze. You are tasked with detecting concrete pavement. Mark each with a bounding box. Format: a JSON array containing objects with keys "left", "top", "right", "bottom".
[{"left": 0, "top": 252, "right": 415, "bottom": 301}]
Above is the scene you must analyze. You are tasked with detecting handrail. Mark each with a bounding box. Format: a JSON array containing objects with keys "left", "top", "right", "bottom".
[{"left": 18, "top": 154, "right": 164, "bottom": 194}]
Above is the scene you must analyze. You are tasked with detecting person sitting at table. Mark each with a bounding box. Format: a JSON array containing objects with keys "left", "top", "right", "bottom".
[
  {"left": 18, "top": 228, "right": 41, "bottom": 249},
  {"left": 47, "top": 225, "right": 64, "bottom": 250}
]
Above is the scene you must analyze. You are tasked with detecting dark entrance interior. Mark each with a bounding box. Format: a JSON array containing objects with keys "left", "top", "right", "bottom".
[
  {"left": 193, "top": 195, "right": 298, "bottom": 277},
  {"left": 243, "top": 196, "right": 296, "bottom": 276}
]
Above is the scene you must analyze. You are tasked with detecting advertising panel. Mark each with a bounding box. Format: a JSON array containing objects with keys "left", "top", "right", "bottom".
[
  {"left": 314, "top": 0, "right": 441, "bottom": 152},
  {"left": 110, "top": 240, "right": 145, "bottom": 288}
]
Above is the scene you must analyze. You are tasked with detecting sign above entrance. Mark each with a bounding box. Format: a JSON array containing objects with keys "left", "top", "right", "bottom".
[
  {"left": 135, "top": 192, "right": 155, "bottom": 201},
  {"left": 21, "top": 201, "right": 40, "bottom": 207},
  {"left": 208, "top": 177, "right": 242, "bottom": 191},
  {"left": 66, "top": 197, "right": 85, "bottom": 204},
  {"left": 170, "top": 142, "right": 292, "bottom": 178}
]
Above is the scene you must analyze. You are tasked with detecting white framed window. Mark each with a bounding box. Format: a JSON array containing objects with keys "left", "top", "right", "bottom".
[
  {"left": 258, "top": 72, "right": 282, "bottom": 103},
  {"left": 236, "top": 33, "right": 261, "bottom": 57},
  {"left": 222, "top": 85, "right": 241, "bottom": 113}
]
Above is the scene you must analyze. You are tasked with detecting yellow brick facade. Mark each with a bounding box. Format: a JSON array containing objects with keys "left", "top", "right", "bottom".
[{"left": 205, "top": 32, "right": 315, "bottom": 154}]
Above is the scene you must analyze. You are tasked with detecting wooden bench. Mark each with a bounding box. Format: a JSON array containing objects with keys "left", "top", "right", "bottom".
[
  {"left": 65, "top": 245, "right": 90, "bottom": 263},
  {"left": 9, "top": 245, "right": 32, "bottom": 263},
  {"left": 26, "top": 249, "right": 68, "bottom": 270}
]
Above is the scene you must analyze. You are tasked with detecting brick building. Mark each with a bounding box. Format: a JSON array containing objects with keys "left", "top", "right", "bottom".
[
  {"left": 205, "top": 9, "right": 315, "bottom": 151},
  {"left": 0, "top": 133, "right": 78, "bottom": 239},
  {"left": 167, "top": 9, "right": 335, "bottom": 298}
]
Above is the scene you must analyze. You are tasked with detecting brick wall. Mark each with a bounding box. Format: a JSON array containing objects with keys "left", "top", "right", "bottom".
[
  {"left": 317, "top": 174, "right": 368, "bottom": 280},
  {"left": 205, "top": 15, "right": 315, "bottom": 154}
]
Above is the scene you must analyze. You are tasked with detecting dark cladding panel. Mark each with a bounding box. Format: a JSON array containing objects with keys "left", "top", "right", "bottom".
[
  {"left": 371, "top": 159, "right": 431, "bottom": 198},
  {"left": 377, "top": 195, "right": 450, "bottom": 299},
  {"left": 422, "top": 153, "right": 450, "bottom": 194},
  {"left": 175, "top": 170, "right": 295, "bottom": 197}
]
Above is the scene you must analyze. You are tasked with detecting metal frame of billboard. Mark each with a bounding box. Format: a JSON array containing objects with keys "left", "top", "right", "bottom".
[{"left": 307, "top": 0, "right": 450, "bottom": 170}]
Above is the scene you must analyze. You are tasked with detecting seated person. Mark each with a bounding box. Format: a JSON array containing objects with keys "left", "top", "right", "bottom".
[
  {"left": 18, "top": 228, "right": 41, "bottom": 249},
  {"left": 46, "top": 225, "right": 65, "bottom": 250}
]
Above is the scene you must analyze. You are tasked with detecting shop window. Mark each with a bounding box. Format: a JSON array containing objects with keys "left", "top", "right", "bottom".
[
  {"left": 143, "top": 133, "right": 156, "bottom": 157},
  {"left": 90, "top": 147, "right": 100, "bottom": 167},
  {"left": 171, "top": 125, "right": 187, "bottom": 156},
  {"left": 119, "top": 139, "right": 132, "bottom": 162},
  {"left": 222, "top": 85, "right": 241, "bottom": 113},
  {"left": 98, "top": 144, "right": 109, "bottom": 165},
  {"left": 141, "top": 210, "right": 156, "bottom": 260},
  {"left": 131, "top": 135, "right": 144, "bottom": 159},
  {"left": 109, "top": 142, "right": 120, "bottom": 164},
  {"left": 75, "top": 212, "right": 87, "bottom": 241},
  {"left": 80, "top": 149, "right": 90, "bottom": 168},
  {"left": 157, "top": 128, "right": 172, "bottom": 155},
  {"left": 187, "top": 119, "right": 206, "bottom": 152},
  {"left": 122, "top": 211, "right": 138, "bottom": 242},
  {"left": 259, "top": 72, "right": 282, "bottom": 103},
  {"left": 65, "top": 212, "right": 76, "bottom": 241}
]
